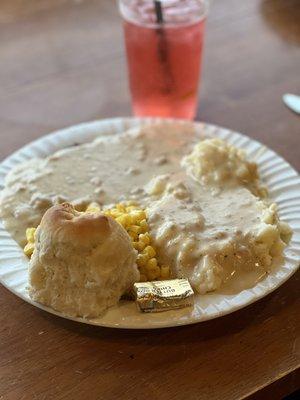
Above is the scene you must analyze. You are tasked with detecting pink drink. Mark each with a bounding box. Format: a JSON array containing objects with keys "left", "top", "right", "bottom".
[{"left": 120, "top": 0, "right": 208, "bottom": 119}]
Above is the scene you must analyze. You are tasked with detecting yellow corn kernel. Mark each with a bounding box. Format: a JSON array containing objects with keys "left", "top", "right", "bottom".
[
  {"left": 126, "top": 214, "right": 133, "bottom": 225},
  {"left": 139, "top": 274, "right": 147, "bottom": 282},
  {"left": 132, "top": 241, "right": 140, "bottom": 250},
  {"left": 160, "top": 265, "right": 170, "bottom": 279},
  {"left": 116, "top": 203, "right": 126, "bottom": 212},
  {"left": 91, "top": 201, "right": 164, "bottom": 282},
  {"left": 86, "top": 202, "right": 101, "bottom": 213},
  {"left": 131, "top": 210, "right": 146, "bottom": 224},
  {"left": 138, "top": 264, "right": 147, "bottom": 274},
  {"left": 138, "top": 233, "right": 151, "bottom": 245},
  {"left": 147, "top": 258, "right": 158, "bottom": 269},
  {"left": 136, "top": 254, "right": 149, "bottom": 267},
  {"left": 126, "top": 206, "right": 138, "bottom": 213},
  {"left": 26, "top": 227, "right": 36, "bottom": 243},
  {"left": 129, "top": 231, "right": 138, "bottom": 241},
  {"left": 24, "top": 227, "right": 36, "bottom": 257},
  {"left": 136, "top": 240, "right": 146, "bottom": 252},
  {"left": 24, "top": 242, "right": 35, "bottom": 257},
  {"left": 130, "top": 217, "right": 137, "bottom": 226},
  {"left": 115, "top": 216, "right": 124, "bottom": 227},
  {"left": 110, "top": 209, "right": 122, "bottom": 218},
  {"left": 146, "top": 265, "right": 161, "bottom": 281},
  {"left": 140, "top": 219, "right": 149, "bottom": 233},
  {"left": 143, "top": 245, "right": 156, "bottom": 258},
  {"left": 116, "top": 215, "right": 130, "bottom": 228},
  {"left": 128, "top": 225, "right": 141, "bottom": 235}
]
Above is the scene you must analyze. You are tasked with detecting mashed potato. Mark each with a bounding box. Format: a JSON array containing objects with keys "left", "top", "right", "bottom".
[
  {"left": 145, "top": 139, "right": 291, "bottom": 294},
  {"left": 147, "top": 185, "right": 291, "bottom": 293},
  {"left": 182, "top": 138, "right": 266, "bottom": 197}
]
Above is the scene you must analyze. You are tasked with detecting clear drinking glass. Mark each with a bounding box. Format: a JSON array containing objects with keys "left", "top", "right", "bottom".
[{"left": 119, "top": 0, "right": 209, "bottom": 120}]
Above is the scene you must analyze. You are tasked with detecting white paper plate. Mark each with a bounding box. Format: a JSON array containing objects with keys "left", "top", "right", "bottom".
[{"left": 0, "top": 118, "right": 299, "bottom": 329}]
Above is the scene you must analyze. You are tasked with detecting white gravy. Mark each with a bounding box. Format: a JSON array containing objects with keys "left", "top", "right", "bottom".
[{"left": 0, "top": 123, "right": 289, "bottom": 294}]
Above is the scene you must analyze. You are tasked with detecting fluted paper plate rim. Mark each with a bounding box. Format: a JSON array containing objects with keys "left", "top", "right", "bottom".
[{"left": 0, "top": 117, "right": 299, "bottom": 329}]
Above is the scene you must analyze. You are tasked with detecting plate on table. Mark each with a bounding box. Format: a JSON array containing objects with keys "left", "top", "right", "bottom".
[{"left": 0, "top": 117, "right": 299, "bottom": 329}]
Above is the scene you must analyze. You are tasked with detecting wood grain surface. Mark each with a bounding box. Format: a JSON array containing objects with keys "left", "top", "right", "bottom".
[{"left": 0, "top": 0, "right": 299, "bottom": 399}]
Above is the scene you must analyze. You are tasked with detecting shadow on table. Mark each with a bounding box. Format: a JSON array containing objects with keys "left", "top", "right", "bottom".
[
  {"left": 261, "top": 0, "right": 300, "bottom": 45},
  {"left": 37, "top": 270, "right": 299, "bottom": 345}
]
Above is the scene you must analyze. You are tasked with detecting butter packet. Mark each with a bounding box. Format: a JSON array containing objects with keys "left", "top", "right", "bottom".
[{"left": 133, "top": 279, "right": 194, "bottom": 313}]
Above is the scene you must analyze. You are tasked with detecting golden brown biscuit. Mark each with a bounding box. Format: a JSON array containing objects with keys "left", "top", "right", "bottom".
[{"left": 28, "top": 203, "right": 139, "bottom": 318}]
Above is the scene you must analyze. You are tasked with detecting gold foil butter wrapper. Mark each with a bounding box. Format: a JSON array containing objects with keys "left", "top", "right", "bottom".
[{"left": 133, "top": 279, "right": 194, "bottom": 313}]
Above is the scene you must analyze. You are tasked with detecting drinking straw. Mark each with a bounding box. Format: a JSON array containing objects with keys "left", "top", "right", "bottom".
[
  {"left": 154, "top": 0, "right": 164, "bottom": 24},
  {"left": 153, "top": 0, "right": 174, "bottom": 93}
]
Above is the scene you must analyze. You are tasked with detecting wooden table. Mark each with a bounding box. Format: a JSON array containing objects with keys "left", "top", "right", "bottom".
[{"left": 0, "top": 0, "right": 299, "bottom": 399}]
